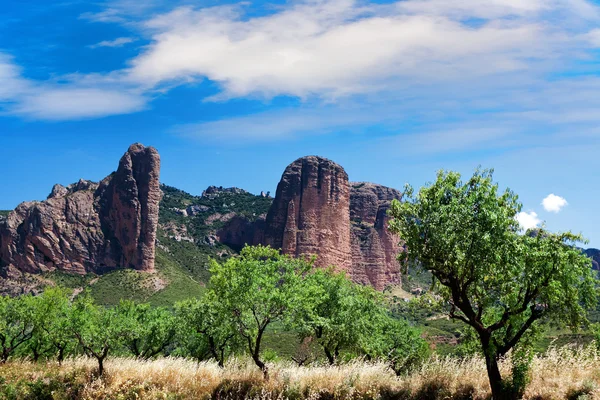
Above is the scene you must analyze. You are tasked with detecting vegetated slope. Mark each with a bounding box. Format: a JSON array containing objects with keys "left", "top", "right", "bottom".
[
  {"left": 78, "top": 184, "right": 272, "bottom": 306},
  {"left": 0, "top": 184, "right": 272, "bottom": 306}
]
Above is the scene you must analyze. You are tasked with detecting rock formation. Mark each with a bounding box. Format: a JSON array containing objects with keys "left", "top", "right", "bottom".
[
  {"left": 217, "top": 216, "right": 266, "bottom": 251},
  {"left": 349, "top": 183, "right": 403, "bottom": 290},
  {"left": 202, "top": 186, "right": 248, "bottom": 199},
  {"left": 263, "top": 156, "right": 402, "bottom": 287},
  {"left": 0, "top": 143, "right": 161, "bottom": 276},
  {"left": 264, "top": 156, "right": 352, "bottom": 273}
]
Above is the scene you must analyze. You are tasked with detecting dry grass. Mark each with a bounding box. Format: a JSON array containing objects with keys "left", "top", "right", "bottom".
[{"left": 2, "top": 346, "right": 600, "bottom": 399}]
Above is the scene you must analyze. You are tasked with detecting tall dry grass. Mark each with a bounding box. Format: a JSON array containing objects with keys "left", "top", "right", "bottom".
[{"left": 2, "top": 346, "right": 600, "bottom": 399}]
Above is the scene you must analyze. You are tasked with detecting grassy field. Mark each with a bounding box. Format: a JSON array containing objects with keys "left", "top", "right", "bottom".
[{"left": 2, "top": 346, "right": 599, "bottom": 399}]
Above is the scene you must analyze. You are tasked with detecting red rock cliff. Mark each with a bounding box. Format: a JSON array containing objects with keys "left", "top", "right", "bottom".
[
  {"left": 264, "top": 156, "right": 352, "bottom": 272},
  {"left": 263, "top": 157, "right": 402, "bottom": 288},
  {"left": 349, "top": 182, "right": 403, "bottom": 290},
  {"left": 0, "top": 143, "right": 161, "bottom": 276}
]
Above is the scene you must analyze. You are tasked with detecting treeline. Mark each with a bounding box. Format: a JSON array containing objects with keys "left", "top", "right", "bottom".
[{"left": 0, "top": 245, "right": 428, "bottom": 377}]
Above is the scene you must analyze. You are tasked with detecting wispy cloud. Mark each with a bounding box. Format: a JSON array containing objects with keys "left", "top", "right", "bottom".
[
  {"left": 0, "top": 55, "right": 147, "bottom": 120},
  {"left": 542, "top": 194, "right": 568, "bottom": 213},
  {"left": 88, "top": 37, "right": 135, "bottom": 49},
  {"left": 3, "top": 0, "right": 600, "bottom": 126},
  {"left": 124, "top": 0, "right": 600, "bottom": 99}
]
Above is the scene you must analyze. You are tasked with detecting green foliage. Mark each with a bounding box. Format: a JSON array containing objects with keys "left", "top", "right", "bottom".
[
  {"left": 69, "top": 295, "right": 128, "bottom": 375},
  {"left": 296, "top": 268, "right": 385, "bottom": 365},
  {"left": 117, "top": 300, "right": 176, "bottom": 359},
  {"left": 87, "top": 269, "right": 153, "bottom": 306},
  {"left": 0, "top": 295, "right": 34, "bottom": 362},
  {"left": 146, "top": 248, "right": 206, "bottom": 306},
  {"left": 175, "top": 296, "right": 240, "bottom": 366},
  {"left": 389, "top": 168, "right": 598, "bottom": 398},
  {"left": 23, "top": 288, "right": 75, "bottom": 363},
  {"left": 208, "top": 245, "right": 313, "bottom": 376},
  {"left": 365, "top": 317, "right": 430, "bottom": 376}
]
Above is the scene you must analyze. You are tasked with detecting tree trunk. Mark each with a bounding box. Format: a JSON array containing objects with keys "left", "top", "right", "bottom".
[
  {"left": 1, "top": 348, "right": 9, "bottom": 363},
  {"left": 323, "top": 346, "right": 335, "bottom": 365},
  {"left": 485, "top": 351, "right": 507, "bottom": 400},
  {"left": 479, "top": 331, "right": 509, "bottom": 400},
  {"left": 32, "top": 347, "right": 40, "bottom": 362},
  {"left": 57, "top": 347, "right": 65, "bottom": 366},
  {"left": 253, "top": 354, "right": 269, "bottom": 379},
  {"left": 97, "top": 356, "right": 105, "bottom": 376}
]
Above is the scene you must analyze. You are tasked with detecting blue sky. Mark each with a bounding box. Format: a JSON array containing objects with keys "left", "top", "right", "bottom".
[{"left": 1, "top": 0, "right": 599, "bottom": 247}]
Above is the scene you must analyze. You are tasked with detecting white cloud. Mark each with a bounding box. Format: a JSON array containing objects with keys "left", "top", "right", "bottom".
[
  {"left": 3, "top": 0, "right": 600, "bottom": 124},
  {"left": 88, "top": 37, "right": 135, "bottom": 48},
  {"left": 12, "top": 88, "right": 147, "bottom": 120},
  {"left": 516, "top": 211, "right": 542, "bottom": 230},
  {"left": 542, "top": 194, "right": 568, "bottom": 212},
  {"left": 585, "top": 29, "right": 600, "bottom": 46},
  {"left": 0, "top": 54, "right": 147, "bottom": 120},
  {"left": 123, "top": 0, "right": 600, "bottom": 99}
]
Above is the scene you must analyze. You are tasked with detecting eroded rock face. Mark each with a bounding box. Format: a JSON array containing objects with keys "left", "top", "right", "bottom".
[
  {"left": 264, "top": 156, "right": 352, "bottom": 272},
  {"left": 262, "top": 157, "right": 403, "bottom": 289},
  {"left": 0, "top": 143, "right": 161, "bottom": 276},
  {"left": 349, "top": 183, "right": 403, "bottom": 290},
  {"left": 217, "top": 215, "right": 266, "bottom": 251}
]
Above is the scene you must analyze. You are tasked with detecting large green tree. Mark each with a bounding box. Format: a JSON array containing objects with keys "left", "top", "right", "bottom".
[
  {"left": 209, "top": 245, "right": 312, "bottom": 378},
  {"left": 388, "top": 169, "right": 597, "bottom": 399}
]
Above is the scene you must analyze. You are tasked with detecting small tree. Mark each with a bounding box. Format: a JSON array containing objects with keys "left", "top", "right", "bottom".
[
  {"left": 26, "top": 288, "right": 73, "bottom": 363},
  {"left": 70, "top": 295, "right": 126, "bottom": 376},
  {"left": 0, "top": 295, "right": 34, "bottom": 363},
  {"left": 363, "top": 316, "right": 430, "bottom": 376},
  {"left": 117, "top": 301, "right": 176, "bottom": 360},
  {"left": 388, "top": 169, "right": 597, "bottom": 399},
  {"left": 175, "top": 296, "right": 239, "bottom": 367},
  {"left": 297, "top": 269, "right": 384, "bottom": 365},
  {"left": 40, "top": 288, "right": 76, "bottom": 365},
  {"left": 209, "top": 245, "right": 312, "bottom": 378}
]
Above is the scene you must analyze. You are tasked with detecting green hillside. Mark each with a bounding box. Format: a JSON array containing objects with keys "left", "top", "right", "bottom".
[{"left": 35, "top": 185, "right": 272, "bottom": 307}]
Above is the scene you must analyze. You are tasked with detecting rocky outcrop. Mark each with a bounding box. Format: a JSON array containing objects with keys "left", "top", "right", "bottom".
[
  {"left": 350, "top": 183, "right": 403, "bottom": 290},
  {"left": 264, "top": 156, "right": 352, "bottom": 273},
  {"left": 217, "top": 215, "right": 266, "bottom": 251},
  {"left": 202, "top": 186, "right": 248, "bottom": 199},
  {"left": 0, "top": 143, "right": 161, "bottom": 276}
]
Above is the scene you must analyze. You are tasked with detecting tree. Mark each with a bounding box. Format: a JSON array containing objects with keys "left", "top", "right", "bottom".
[
  {"left": 175, "top": 296, "right": 239, "bottom": 367},
  {"left": 70, "top": 295, "right": 126, "bottom": 376},
  {"left": 39, "top": 288, "right": 76, "bottom": 365},
  {"left": 209, "top": 245, "right": 312, "bottom": 378},
  {"left": 297, "top": 268, "right": 385, "bottom": 365},
  {"left": 0, "top": 295, "right": 34, "bottom": 363},
  {"left": 26, "top": 288, "right": 73, "bottom": 363},
  {"left": 388, "top": 169, "right": 597, "bottom": 399},
  {"left": 117, "top": 301, "right": 176, "bottom": 360},
  {"left": 363, "top": 316, "right": 430, "bottom": 376}
]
